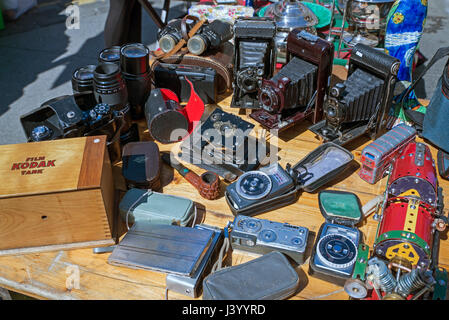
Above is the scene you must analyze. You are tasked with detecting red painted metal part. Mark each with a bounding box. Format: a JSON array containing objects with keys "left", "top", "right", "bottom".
[
  {"left": 388, "top": 142, "right": 438, "bottom": 198},
  {"left": 378, "top": 197, "right": 434, "bottom": 247}
]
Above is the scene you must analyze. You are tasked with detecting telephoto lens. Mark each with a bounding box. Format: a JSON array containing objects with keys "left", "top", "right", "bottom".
[
  {"left": 120, "top": 43, "right": 152, "bottom": 120},
  {"left": 98, "top": 46, "right": 121, "bottom": 65},
  {"left": 187, "top": 20, "right": 233, "bottom": 56}
]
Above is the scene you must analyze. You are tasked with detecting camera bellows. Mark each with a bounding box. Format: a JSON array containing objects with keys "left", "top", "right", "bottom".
[
  {"left": 260, "top": 57, "right": 317, "bottom": 113},
  {"left": 326, "top": 68, "right": 383, "bottom": 126}
]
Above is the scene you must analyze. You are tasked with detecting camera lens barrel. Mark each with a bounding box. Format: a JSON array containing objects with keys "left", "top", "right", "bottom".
[
  {"left": 120, "top": 43, "right": 151, "bottom": 119},
  {"left": 98, "top": 46, "right": 121, "bottom": 65},
  {"left": 72, "top": 65, "right": 97, "bottom": 94},
  {"left": 120, "top": 43, "right": 150, "bottom": 75},
  {"left": 93, "top": 62, "right": 129, "bottom": 108}
]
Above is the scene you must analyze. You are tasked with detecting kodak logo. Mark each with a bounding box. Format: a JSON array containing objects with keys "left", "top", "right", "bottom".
[{"left": 10, "top": 156, "right": 56, "bottom": 175}]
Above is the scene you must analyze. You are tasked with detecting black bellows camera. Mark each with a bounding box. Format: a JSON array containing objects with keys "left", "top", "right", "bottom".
[
  {"left": 231, "top": 17, "right": 276, "bottom": 109},
  {"left": 20, "top": 93, "right": 122, "bottom": 162},
  {"left": 309, "top": 43, "right": 400, "bottom": 145},
  {"left": 251, "top": 31, "right": 334, "bottom": 132}
]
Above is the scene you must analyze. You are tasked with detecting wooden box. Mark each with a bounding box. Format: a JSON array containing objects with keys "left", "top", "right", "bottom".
[{"left": 0, "top": 136, "right": 115, "bottom": 255}]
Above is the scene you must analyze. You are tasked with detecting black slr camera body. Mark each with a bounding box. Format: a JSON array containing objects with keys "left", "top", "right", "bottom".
[
  {"left": 20, "top": 93, "right": 122, "bottom": 162},
  {"left": 231, "top": 17, "right": 276, "bottom": 109},
  {"left": 251, "top": 30, "right": 334, "bottom": 132},
  {"left": 309, "top": 43, "right": 400, "bottom": 145}
]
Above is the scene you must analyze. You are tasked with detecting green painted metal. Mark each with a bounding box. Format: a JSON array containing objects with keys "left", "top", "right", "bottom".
[
  {"left": 375, "top": 230, "right": 431, "bottom": 256},
  {"left": 352, "top": 243, "right": 369, "bottom": 280}
]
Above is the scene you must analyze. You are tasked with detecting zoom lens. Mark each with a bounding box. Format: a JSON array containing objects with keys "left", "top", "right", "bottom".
[
  {"left": 93, "top": 62, "right": 128, "bottom": 108},
  {"left": 99, "top": 46, "right": 121, "bottom": 65},
  {"left": 120, "top": 43, "right": 151, "bottom": 119}
]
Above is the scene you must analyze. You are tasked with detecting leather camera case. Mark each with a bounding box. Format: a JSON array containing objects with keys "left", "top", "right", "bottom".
[
  {"left": 151, "top": 42, "right": 234, "bottom": 95},
  {"left": 202, "top": 251, "right": 300, "bottom": 300},
  {"left": 121, "top": 141, "right": 161, "bottom": 190},
  {"left": 154, "top": 63, "right": 218, "bottom": 104},
  {"left": 119, "top": 189, "right": 195, "bottom": 227}
]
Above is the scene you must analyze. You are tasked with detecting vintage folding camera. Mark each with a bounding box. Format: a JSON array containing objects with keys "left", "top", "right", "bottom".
[
  {"left": 309, "top": 190, "right": 364, "bottom": 286},
  {"left": 230, "top": 17, "right": 276, "bottom": 109},
  {"left": 20, "top": 93, "right": 122, "bottom": 162},
  {"left": 251, "top": 30, "right": 334, "bottom": 131},
  {"left": 225, "top": 142, "right": 354, "bottom": 216},
  {"left": 309, "top": 43, "right": 400, "bottom": 145},
  {"left": 154, "top": 63, "right": 218, "bottom": 104},
  {"left": 165, "top": 224, "right": 224, "bottom": 298},
  {"left": 179, "top": 108, "right": 260, "bottom": 182},
  {"left": 230, "top": 215, "right": 309, "bottom": 265}
]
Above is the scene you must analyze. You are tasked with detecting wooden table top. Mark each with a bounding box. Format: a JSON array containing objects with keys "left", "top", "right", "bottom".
[{"left": 0, "top": 66, "right": 447, "bottom": 300}]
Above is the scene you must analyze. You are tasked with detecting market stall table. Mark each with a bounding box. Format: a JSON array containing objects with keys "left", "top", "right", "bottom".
[{"left": 0, "top": 67, "right": 447, "bottom": 300}]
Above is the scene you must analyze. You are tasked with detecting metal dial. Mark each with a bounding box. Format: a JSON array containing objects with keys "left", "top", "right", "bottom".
[
  {"left": 236, "top": 171, "right": 273, "bottom": 200},
  {"left": 316, "top": 234, "right": 358, "bottom": 269}
]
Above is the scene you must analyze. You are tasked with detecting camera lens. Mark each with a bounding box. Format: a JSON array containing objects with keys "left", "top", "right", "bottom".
[
  {"left": 187, "top": 35, "right": 206, "bottom": 55},
  {"left": 93, "top": 62, "right": 128, "bottom": 108},
  {"left": 120, "top": 43, "right": 151, "bottom": 119},
  {"left": 99, "top": 46, "right": 121, "bottom": 65},
  {"left": 72, "top": 65, "right": 96, "bottom": 94},
  {"left": 120, "top": 43, "right": 150, "bottom": 75},
  {"left": 31, "top": 125, "right": 53, "bottom": 142}
]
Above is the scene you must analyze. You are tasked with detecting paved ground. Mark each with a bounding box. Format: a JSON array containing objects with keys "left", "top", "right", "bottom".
[{"left": 0, "top": 0, "right": 448, "bottom": 145}]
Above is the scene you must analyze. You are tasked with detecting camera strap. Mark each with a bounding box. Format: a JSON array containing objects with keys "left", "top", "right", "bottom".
[{"left": 400, "top": 46, "right": 449, "bottom": 109}]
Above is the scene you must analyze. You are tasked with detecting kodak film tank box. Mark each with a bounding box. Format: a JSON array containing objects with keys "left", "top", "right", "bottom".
[{"left": 0, "top": 136, "right": 115, "bottom": 255}]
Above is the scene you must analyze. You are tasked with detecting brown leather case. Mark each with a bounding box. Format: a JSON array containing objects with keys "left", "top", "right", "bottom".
[
  {"left": 121, "top": 141, "right": 161, "bottom": 190},
  {"left": 150, "top": 42, "right": 234, "bottom": 95}
]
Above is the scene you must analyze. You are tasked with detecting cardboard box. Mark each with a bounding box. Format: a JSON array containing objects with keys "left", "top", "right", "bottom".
[{"left": 0, "top": 136, "right": 115, "bottom": 255}]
